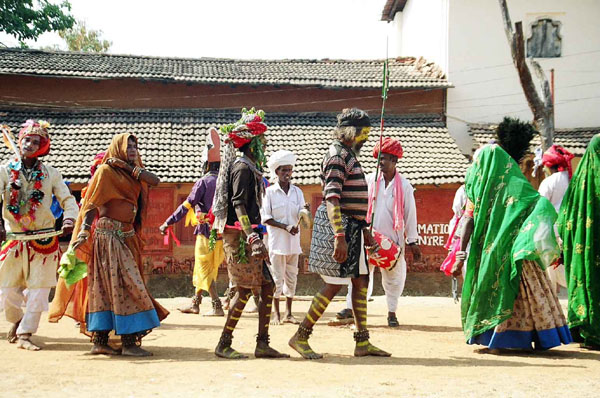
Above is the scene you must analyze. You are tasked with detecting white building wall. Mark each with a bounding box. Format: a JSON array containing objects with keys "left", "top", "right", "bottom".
[
  {"left": 394, "top": 0, "right": 449, "bottom": 73},
  {"left": 446, "top": 0, "right": 600, "bottom": 153}
]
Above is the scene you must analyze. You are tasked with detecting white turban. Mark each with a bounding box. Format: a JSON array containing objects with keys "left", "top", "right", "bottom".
[{"left": 267, "top": 150, "right": 297, "bottom": 180}]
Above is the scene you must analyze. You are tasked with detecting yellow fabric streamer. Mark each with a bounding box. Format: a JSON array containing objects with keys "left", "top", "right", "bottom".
[{"left": 183, "top": 201, "right": 199, "bottom": 227}]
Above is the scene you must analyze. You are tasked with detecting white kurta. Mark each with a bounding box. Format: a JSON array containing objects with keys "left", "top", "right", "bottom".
[
  {"left": 538, "top": 171, "right": 570, "bottom": 213},
  {"left": 347, "top": 172, "right": 419, "bottom": 312},
  {"left": 261, "top": 182, "right": 305, "bottom": 297},
  {"left": 538, "top": 170, "right": 570, "bottom": 290}
]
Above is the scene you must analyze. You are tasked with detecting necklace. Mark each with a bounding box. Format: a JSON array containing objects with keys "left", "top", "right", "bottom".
[{"left": 7, "top": 159, "right": 45, "bottom": 229}]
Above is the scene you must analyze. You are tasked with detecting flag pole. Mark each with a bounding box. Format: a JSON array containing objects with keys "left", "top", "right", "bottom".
[{"left": 369, "top": 37, "right": 390, "bottom": 233}]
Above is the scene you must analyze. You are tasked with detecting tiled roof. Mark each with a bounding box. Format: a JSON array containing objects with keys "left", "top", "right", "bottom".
[
  {"left": 381, "top": 0, "right": 408, "bottom": 21},
  {"left": 0, "top": 107, "right": 468, "bottom": 185},
  {"left": 0, "top": 48, "right": 449, "bottom": 89},
  {"left": 469, "top": 123, "right": 598, "bottom": 156}
]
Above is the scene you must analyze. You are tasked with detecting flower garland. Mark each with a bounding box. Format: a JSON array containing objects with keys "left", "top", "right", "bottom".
[{"left": 7, "top": 160, "right": 45, "bottom": 229}]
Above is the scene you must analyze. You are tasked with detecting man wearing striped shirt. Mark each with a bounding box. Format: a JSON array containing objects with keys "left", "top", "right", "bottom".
[{"left": 289, "top": 108, "right": 391, "bottom": 359}]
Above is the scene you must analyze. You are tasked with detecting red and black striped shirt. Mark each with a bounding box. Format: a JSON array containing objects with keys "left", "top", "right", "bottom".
[{"left": 320, "top": 141, "right": 368, "bottom": 220}]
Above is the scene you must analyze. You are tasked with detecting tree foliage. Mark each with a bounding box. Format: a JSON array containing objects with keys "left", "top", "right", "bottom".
[
  {"left": 0, "top": 0, "right": 75, "bottom": 46},
  {"left": 59, "top": 20, "right": 111, "bottom": 52}
]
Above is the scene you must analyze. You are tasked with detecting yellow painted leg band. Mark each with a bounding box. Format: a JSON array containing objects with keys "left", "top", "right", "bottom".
[
  {"left": 316, "top": 293, "right": 331, "bottom": 304},
  {"left": 231, "top": 316, "right": 240, "bottom": 321},
  {"left": 233, "top": 308, "right": 243, "bottom": 313},
  {"left": 357, "top": 341, "right": 369, "bottom": 347},
  {"left": 355, "top": 299, "right": 367, "bottom": 304},
  {"left": 306, "top": 313, "right": 316, "bottom": 324},
  {"left": 354, "top": 306, "right": 367, "bottom": 312},
  {"left": 266, "top": 303, "right": 272, "bottom": 307},
  {"left": 310, "top": 305, "right": 323, "bottom": 317},
  {"left": 226, "top": 326, "right": 234, "bottom": 331},
  {"left": 315, "top": 300, "right": 327, "bottom": 311},
  {"left": 239, "top": 298, "right": 248, "bottom": 304}
]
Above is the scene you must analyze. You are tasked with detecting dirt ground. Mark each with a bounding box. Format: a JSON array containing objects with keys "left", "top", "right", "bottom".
[{"left": 0, "top": 296, "right": 598, "bottom": 398}]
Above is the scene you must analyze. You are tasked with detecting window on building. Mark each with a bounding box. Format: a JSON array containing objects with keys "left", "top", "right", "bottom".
[{"left": 527, "top": 18, "right": 562, "bottom": 58}]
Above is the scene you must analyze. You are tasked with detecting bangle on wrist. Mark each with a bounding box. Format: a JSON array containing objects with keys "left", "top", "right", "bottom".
[
  {"left": 246, "top": 232, "right": 260, "bottom": 244},
  {"left": 334, "top": 232, "right": 345, "bottom": 238}
]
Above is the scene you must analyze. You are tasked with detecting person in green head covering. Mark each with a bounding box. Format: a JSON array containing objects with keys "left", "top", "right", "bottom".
[
  {"left": 557, "top": 133, "right": 600, "bottom": 350},
  {"left": 452, "top": 117, "right": 572, "bottom": 351}
]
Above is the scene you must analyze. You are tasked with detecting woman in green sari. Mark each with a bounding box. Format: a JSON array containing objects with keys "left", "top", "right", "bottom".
[
  {"left": 453, "top": 143, "right": 572, "bottom": 350},
  {"left": 557, "top": 133, "right": 600, "bottom": 349}
]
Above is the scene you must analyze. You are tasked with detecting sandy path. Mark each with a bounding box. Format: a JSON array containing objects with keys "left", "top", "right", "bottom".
[{"left": 0, "top": 296, "right": 598, "bottom": 398}]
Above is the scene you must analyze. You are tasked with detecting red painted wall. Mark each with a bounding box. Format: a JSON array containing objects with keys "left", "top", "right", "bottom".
[{"left": 0, "top": 75, "right": 445, "bottom": 115}]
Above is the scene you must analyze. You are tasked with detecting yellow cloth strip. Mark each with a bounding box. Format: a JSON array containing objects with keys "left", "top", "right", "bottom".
[{"left": 183, "top": 201, "right": 199, "bottom": 227}]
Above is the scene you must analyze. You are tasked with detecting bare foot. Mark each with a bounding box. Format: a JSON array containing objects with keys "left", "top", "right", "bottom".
[
  {"left": 255, "top": 341, "right": 290, "bottom": 358},
  {"left": 17, "top": 336, "right": 41, "bottom": 351},
  {"left": 122, "top": 345, "right": 153, "bottom": 357},
  {"left": 288, "top": 332, "right": 323, "bottom": 360},
  {"left": 178, "top": 302, "right": 200, "bottom": 314},
  {"left": 283, "top": 314, "right": 300, "bottom": 325},
  {"left": 90, "top": 344, "right": 121, "bottom": 355},
  {"left": 354, "top": 341, "right": 391, "bottom": 357},
  {"left": 270, "top": 312, "right": 281, "bottom": 325},
  {"left": 203, "top": 307, "right": 225, "bottom": 317},
  {"left": 215, "top": 344, "right": 248, "bottom": 359},
  {"left": 8, "top": 321, "right": 20, "bottom": 343}
]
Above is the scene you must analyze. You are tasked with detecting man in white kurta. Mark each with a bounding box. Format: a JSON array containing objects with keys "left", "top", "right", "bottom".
[
  {"left": 262, "top": 150, "right": 306, "bottom": 325},
  {"left": 0, "top": 120, "right": 78, "bottom": 350},
  {"left": 343, "top": 137, "right": 421, "bottom": 327},
  {"left": 538, "top": 144, "right": 574, "bottom": 293}
]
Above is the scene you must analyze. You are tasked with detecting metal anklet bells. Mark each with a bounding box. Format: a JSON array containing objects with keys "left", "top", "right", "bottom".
[
  {"left": 353, "top": 329, "right": 370, "bottom": 343},
  {"left": 92, "top": 331, "right": 109, "bottom": 346},
  {"left": 218, "top": 332, "right": 233, "bottom": 348},
  {"left": 256, "top": 334, "right": 270, "bottom": 344},
  {"left": 212, "top": 298, "right": 223, "bottom": 310},
  {"left": 297, "top": 325, "right": 313, "bottom": 340},
  {"left": 121, "top": 333, "right": 139, "bottom": 348}
]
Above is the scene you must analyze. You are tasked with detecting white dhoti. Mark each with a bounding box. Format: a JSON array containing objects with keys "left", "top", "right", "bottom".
[
  {"left": 268, "top": 253, "right": 299, "bottom": 298},
  {"left": 0, "top": 239, "right": 60, "bottom": 335}
]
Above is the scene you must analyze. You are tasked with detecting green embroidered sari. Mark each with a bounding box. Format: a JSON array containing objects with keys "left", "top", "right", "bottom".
[
  {"left": 557, "top": 133, "right": 600, "bottom": 346},
  {"left": 462, "top": 145, "right": 559, "bottom": 341}
]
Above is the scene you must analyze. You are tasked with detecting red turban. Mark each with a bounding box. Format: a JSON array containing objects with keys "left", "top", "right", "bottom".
[
  {"left": 373, "top": 137, "right": 403, "bottom": 159},
  {"left": 90, "top": 152, "right": 106, "bottom": 177},
  {"left": 18, "top": 119, "right": 50, "bottom": 157},
  {"left": 542, "top": 144, "right": 574, "bottom": 178}
]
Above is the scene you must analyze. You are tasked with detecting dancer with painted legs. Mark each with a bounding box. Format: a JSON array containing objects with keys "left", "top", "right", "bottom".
[
  {"left": 212, "top": 108, "right": 288, "bottom": 359},
  {"left": 289, "top": 108, "right": 391, "bottom": 359}
]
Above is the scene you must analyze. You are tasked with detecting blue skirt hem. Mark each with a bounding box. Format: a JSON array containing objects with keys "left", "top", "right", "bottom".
[
  {"left": 468, "top": 325, "right": 573, "bottom": 350},
  {"left": 86, "top": 309, "right": 160, "bottom": 335}
]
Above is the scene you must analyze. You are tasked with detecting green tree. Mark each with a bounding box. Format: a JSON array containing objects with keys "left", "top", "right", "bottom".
[
  {"left": 0, "top": 0, "right": 75, "bottom": 47},
  {"left": 59, "top": 20, "right": 111, "bottom": 52}
]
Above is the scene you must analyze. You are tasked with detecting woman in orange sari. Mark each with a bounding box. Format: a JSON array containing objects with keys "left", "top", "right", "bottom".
[
  {"left": 49, "top": 152, "right": 104, "bottom": 335},
  {"left": 54, "top": 133, "right": 168, "bottom": 356}
]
